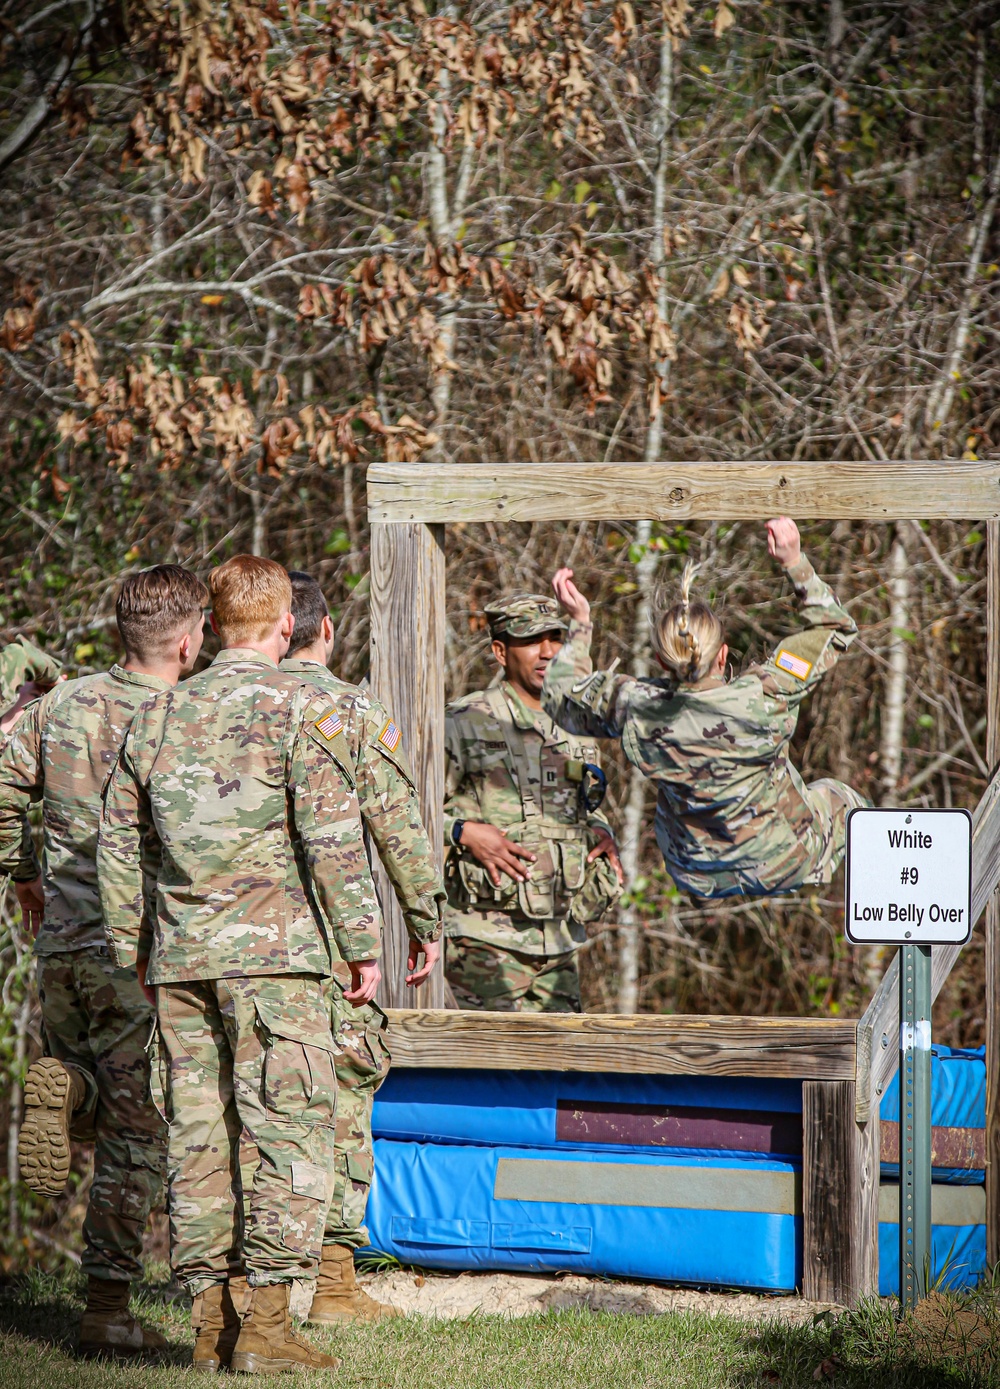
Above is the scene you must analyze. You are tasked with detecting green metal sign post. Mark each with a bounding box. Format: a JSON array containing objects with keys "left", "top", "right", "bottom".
[
  {"left": 899, "top": 943, "right": 932, "bottom": 1310},
  {"left": 845, "top": 807, "right": 972, "bottom": 1311}
]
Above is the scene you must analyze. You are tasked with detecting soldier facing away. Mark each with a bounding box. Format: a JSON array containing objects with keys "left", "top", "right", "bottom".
[
  {"left": 0, "top": 566, "right": 207, "bottom": 1358},
  {"left": 443, "top": 593, "right": 622, "bottom": 1013},
  {"left": 544, "top": 518, "right": 868, "bottom": 899},
  {"left": 281, "top": 569, "right": 445, "bottom": 1324},
  {"left": 97, "top": 555, "right": 383, "bottom": 1375}
]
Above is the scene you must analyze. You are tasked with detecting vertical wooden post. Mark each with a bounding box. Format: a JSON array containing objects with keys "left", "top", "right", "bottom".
[
  {"left": 986, "top": 521, "right": 1000, "bottom": 1264},
  {"left": 802, "top": 1081, "right": 879, "bottom": 1303},
  {"left": 369, "top": 520, "right": 446, "bottom": 1008}
]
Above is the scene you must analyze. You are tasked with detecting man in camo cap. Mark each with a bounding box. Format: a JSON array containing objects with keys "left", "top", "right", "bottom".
[{"left": 443, "top": 592, "right": 622, "bottom": 1012}]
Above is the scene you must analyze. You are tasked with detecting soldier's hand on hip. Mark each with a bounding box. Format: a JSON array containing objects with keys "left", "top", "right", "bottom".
[
  {"left": 766, "top": 516, "right": 801, "bottom": 568},
  {"left": 345, "top": 958, "right": 381, "bottom": 1004},
  {"left": 552, "top": 567, "right": 591, "bottom": 623},
  {"left": 588, "top": 829, "right": 624, "bottom": 886},
  {"left": 458, "top": 821, "right": 536, "bottom": 884},
  {"left": 406, "top": 936, "right": 441, "bottom": 987}
]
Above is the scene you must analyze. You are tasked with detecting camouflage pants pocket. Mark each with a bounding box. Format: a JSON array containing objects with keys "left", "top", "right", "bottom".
[
  {"left": 330, "top": 994, "right": 391, "bottom": 1095},
  {"left": 278, "top": 1159, "right": 330, "bottom": 1256},
  {"left": 85, "top": 1134, "right": 164, "bottom": 1281},
  {"left": 254, "top": 998, "right": 337, "bottom": 1128}
]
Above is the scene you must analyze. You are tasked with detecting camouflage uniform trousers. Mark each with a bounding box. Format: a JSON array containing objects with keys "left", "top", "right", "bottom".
[
  {"left": 234, "top": 986, "right": 390, "bottom": 1256},
  {"left": 36, "top": 947, "right": 166, "bottom": 1283},
  {"left": 801, "top": 777, "right": 871, "bottom": 882},
  {"left": 447, "top": 935, "right": 582, "bottom": 1013},
  {"left": 153, "top": 973, "right": 337, "bottom": 1295}
]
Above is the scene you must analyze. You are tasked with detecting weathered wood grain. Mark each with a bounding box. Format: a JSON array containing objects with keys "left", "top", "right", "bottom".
[
  {"left": 385, "top": 1009, "right": 856, "bottom": 1078},
  {"left": 370, "top": 521, "right": 446, "bottom": 1008},
  {"left": 856, "top": 764, "right": 1000, "bottom": 1122},
  {"left": 367, "top": 460, "right": 1000, "bottom": 524},
  {"left": 803, "top": 1081, "right": 879, "bottom": 1303}
]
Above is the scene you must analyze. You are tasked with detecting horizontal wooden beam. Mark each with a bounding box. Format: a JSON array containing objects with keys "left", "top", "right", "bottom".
[
  {"left": 385, "top": 1009, "right": 856, "bottom": 1079},
  {"left": 367, "top": 461, "right": 1000, "bottom": 524},
  {"left": 856, "top": 765, "right": 1000, "bottom": 1122}
]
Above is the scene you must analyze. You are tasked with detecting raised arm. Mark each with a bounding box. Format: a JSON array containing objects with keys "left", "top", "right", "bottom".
[
  {"left": 541, "top": 568, "right": 635, "bottom": 739},
  {"left": 759, "top": 518, "right": 858, "bottom": 704}
]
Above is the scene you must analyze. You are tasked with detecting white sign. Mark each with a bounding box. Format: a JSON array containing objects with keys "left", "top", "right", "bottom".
[{"left": 844, "top": 808, "right": 972, "bottom": 946}]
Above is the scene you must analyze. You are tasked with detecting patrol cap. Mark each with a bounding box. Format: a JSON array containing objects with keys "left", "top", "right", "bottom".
[{"left": 484, "top": 593, "right": 568, "bottom": 641}]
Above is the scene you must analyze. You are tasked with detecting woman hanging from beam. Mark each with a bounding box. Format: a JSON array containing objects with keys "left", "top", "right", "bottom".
[{"left": 542, "top": 517, "right": 869, "bottom": 899}]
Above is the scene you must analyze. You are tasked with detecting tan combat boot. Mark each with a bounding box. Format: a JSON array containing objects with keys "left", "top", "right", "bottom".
[
  {"left": 17, "top": 1057, "right": 87, "bottom": 1197},
  {"left": 79, "top": 1277, "right": 168, "bottom": 1359},
  {"left": 191, "top": 1281, "right": 243, "bottom": 1372},
  {"left": 230, "top": 1283, "right": 341, "bottom": 1375},
  {"left": 307, "top": 1244, "right": 401, "bottom": 1324}
]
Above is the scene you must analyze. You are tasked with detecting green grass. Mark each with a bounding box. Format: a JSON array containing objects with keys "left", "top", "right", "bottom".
[{"left": 0, "top": 1269, "right": 997, "bottom": 1389}]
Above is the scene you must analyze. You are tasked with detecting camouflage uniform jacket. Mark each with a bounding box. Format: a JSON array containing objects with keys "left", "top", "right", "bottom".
[
  {"left": 281, "top": 657, "right": 445, "bottom": 944},
  {"left": 443, "top": 680, "right": 612, "bottom": 955},
  {"left": 541, "top": 556, "right": 858, "bottom": 897},
  {"left": 0, "top": 666, "right": 169, "bottom": 955},
  {"left": 0, "top": 635, "right": 62, "bottom": 711},
  {"left": 97, "top": 649, "right": 382, "bottom": 985}
]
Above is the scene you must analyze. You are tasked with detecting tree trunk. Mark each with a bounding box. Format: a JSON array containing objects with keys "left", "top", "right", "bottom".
[
  {"left": 424, "top": 10, "right": 474, "bottom": 464},
  {"left": 880, "top": 533, "right": 910, "bottom": 804},
  {"left": 617, "top": 22, "right": 674, "bottom": 1014}
]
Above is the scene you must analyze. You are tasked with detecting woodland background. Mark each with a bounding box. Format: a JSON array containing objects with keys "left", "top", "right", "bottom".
[{"left": 0, "top": 0, "right": 998, "bottom": 1265}]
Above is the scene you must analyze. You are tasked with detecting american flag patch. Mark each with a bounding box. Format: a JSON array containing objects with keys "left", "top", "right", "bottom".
[
  {"left": 378, "top": 720, "right": 401, "bottom": 751},
  {"left": 775, "top": 649, "right": 812, "bottom": 681},
  {"left": 314, "top": 711, "right": 344, "bottom": 740}
]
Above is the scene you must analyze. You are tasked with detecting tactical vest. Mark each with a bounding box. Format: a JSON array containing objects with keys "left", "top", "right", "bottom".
[{"left": 449, "top": 686, "right": 618, "bottom": 924}]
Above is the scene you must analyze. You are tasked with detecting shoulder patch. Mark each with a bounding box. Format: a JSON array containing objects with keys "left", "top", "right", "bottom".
[
  {"left": 378, "top": 720, "right": 402, "bottom": 752},
  {"left": 314, "top": 710, "right": 344, "bottom": 740},
  {"left": 775, "top": 649, "right": 812, "bottom": 681},
  {"left": 377, "top": 722, "right": 400, "bottom": 755}
]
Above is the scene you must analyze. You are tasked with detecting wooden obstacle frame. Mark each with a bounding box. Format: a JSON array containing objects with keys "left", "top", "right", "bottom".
[{"left": 365, "top": 459, "right": 1000, "bottom": 1305}]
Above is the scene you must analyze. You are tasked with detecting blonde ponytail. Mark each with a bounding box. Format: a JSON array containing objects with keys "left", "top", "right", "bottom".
[{"left": 652, "top": 561, "right": 724, "bottom": 684}]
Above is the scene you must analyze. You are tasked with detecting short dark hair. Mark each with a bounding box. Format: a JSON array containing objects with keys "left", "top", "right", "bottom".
[
  {"left": 287, "top": 571, "right": 330, "bottom": 655},
  {"left": 116, "top": 565, "right": 208, "bottom": 662}
]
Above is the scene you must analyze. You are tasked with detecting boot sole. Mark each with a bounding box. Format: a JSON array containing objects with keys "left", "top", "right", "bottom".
[
  {"left": 230, "top": 1352, "right": 342, "bottom": 1375},
  {"left": 17, "top": 1058, "right": 74, "bottom": 1197}
]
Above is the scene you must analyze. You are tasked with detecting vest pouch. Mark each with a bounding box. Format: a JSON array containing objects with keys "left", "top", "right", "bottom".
[
  {"left": 448, "top": 849, "right": 519, "bottom": 911},
  {"left": 558, "top": 838, "right": 588, "bottom": 893},
  {"left": 510, "top": 833, "right": 563, "bottom": 921}
]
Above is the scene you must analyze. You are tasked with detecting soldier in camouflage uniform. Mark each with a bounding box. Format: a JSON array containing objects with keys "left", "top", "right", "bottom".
[
  {"left": 0, "top": 634, "right": 62, "bottom": 738},
  {"left": 544, "top": 518, "right": 868, "bottom": 899},
  {"left": 282, "top": 570, "right": 445, "bottom": 1324},
  {"left": 0, "top": 567, "right": 207, "bottom": 1358},
  {"left": 444, "top": 594, "right": 622, "bottom": 1013},
  {"left": 97, "top": 555, "right": 382, "bottom": 1375}
]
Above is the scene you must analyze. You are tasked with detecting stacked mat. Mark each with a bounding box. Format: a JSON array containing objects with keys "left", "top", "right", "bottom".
[
  {"left": 877, "top": 1045, "right": 985, "bottom": 1296},
  {"left": 366, "top": 1047, "right": 986, "bottom": 1295}
]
